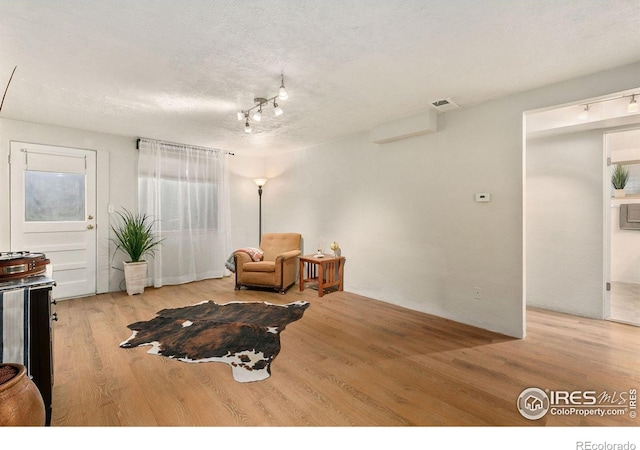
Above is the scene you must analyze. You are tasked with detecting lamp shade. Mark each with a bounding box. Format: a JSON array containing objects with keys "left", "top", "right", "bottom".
[
  {"left": 628, "top": 97, "right": 639, "bottom": 113},
  {"left": 253, "top": 178, "right": 268, "bottom": 187}
]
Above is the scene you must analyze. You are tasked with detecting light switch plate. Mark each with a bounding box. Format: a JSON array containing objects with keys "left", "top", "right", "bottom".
[{"left": 475, "top": 193, "right": 491, "bottom": 202}]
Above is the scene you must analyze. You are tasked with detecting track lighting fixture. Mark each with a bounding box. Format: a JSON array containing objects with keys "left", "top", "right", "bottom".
[
  {"left": 237, "top": 73, "right": 288, "bottom": 133},
  {"left": 628, "top": 95, "right": 639, "bottom": 113},
  {"left": 575, "top": 93, "right": 640, "bottom": 120}
]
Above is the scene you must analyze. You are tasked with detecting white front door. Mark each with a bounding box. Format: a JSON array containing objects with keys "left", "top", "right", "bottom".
[{"left": 10, "top": 142, "right": 97, "bottom": 299}]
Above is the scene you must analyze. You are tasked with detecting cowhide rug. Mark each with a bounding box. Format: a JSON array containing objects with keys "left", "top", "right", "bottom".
[{"left": 120, "top": 300, "right": 310, "bottom": 382}]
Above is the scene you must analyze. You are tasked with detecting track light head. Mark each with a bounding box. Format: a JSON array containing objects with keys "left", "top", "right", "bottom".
[
  {"left": 578, "top": 104, "right": 589, "bottom": 120},
  {"left": 628, "top": 95, "right": 639, "bottom": 113},
  {"left": 244, "top": 118, "right": 251, "bottom": 133},
  {"left": 273, "top": 101, "right": 283, "bottom": 116},
  {"left": 278, "top": 73, "right": 288, "bottom": 100}
]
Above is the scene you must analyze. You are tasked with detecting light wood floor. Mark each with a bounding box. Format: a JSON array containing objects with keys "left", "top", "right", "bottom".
[{"left": 49, "top": 276, "right": 639, "bottom": 426}]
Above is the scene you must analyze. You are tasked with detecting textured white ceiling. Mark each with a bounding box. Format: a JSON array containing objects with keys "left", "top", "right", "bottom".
[{"left": 1, "top": 0, "right": 640, "bottom": 154}]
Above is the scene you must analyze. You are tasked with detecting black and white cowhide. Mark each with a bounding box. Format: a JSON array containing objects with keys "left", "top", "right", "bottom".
[{"left": 120, "top": 300, "right": 310, "bottom": 382}]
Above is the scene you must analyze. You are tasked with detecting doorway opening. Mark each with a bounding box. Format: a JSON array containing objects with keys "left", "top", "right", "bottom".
[
  {"left": 606, "top": 128, "right": 640, "bottom": 327},
  {"left": 525, "top": 87, "right": 640, "bottom": 326}
]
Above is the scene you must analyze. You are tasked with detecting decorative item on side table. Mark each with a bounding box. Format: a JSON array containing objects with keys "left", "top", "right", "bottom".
[
  {"left": 316, "top": 237, "right": 324, "bottom": 257},
  {"left": 330, "top": 241, "right": 341, "bottom": 257},
  {"left": 612, "top": 164, "right": 629, "bottom": 198},
  {"left": 111, "top": 208, "right": 164, "bottom": 295}
]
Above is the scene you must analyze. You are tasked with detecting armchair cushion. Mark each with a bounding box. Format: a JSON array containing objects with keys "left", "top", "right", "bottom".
[{"left": 243, "top": 261, "right": 275, "bottom": 273}]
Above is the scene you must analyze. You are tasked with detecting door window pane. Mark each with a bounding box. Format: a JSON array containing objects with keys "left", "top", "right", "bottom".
[{"left": 25, "top": 170, "right": 85, "bottom": 221}]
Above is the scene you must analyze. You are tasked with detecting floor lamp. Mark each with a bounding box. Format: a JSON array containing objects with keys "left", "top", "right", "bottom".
[{"left": 253, "top": 178, "right": 267, "bottom": 244}]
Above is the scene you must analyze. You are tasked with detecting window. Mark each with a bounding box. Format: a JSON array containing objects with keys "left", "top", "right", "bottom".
[
  {"left": 136, "top": 139, "right": 231, "bottom": 286},
  {"left": 25, "top": 170, "right": 85, "bottom": 222}
]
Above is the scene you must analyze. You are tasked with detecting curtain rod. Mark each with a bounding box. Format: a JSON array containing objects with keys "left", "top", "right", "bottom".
[{"left": 136, "top": 138, "right": 234, "bottom": 155}]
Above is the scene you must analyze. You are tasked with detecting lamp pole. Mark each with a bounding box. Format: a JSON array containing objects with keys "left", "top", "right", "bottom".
[
  {"left": 258, "top": 184, "right": 263, "bottom": 242},
  {"left": 253, "top": 178, "right": 267, "bottom": 244}
]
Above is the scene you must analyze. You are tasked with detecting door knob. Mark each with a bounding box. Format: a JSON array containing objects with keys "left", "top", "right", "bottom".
[{"left": 87, "top": 224, "right": 94, "bottom": 230}]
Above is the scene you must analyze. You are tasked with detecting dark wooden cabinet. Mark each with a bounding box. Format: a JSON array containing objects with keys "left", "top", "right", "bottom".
[
  {"left": 0, "top": 276, "right": 55, "bottom": 426},
  {"left": 29, "top": 283, "right": 55, "bottom": 425}
]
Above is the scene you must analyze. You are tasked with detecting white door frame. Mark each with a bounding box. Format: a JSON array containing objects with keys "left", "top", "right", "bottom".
[{"left": 603, "top": 133, "right": 612, "bottom": 320}]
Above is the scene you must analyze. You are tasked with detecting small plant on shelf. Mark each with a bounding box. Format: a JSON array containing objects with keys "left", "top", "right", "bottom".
[{"left": 611, "top": 164, "right": 629, "bottom": 190}]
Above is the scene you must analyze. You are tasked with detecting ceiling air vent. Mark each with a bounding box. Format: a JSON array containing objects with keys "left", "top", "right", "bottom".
[{"left": 430, "top": 98, "right": 459, "bottom": 112}]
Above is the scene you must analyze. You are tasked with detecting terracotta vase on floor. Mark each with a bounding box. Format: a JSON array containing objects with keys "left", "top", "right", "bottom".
[{"left": 0, "top": 363, "right": 46, "bottom": 426}]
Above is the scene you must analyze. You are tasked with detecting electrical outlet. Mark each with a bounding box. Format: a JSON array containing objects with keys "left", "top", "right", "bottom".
[{"left": 473, "top": 287, "right": 482, "bottom": 299}]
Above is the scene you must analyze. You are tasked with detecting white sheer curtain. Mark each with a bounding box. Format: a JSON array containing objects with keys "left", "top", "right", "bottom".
[{"left": 137, "top": 139, "right": 231, "bottom": 287}]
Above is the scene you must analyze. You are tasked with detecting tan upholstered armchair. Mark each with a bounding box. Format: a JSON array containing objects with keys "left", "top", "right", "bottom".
[{"left": 234, "top": 233, "right": 302, "bottom": 294}]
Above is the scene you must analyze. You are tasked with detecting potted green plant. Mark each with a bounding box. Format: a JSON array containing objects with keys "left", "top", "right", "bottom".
[
  {"left": 612, "top": 164, "right": 630, "bottom": 198},
  {"left": 111, "top": 208, "right": 163, "bottom": 295}
]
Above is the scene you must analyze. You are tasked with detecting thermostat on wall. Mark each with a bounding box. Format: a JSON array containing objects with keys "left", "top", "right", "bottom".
[{"left": 475, "top": 193, "right": 491, "bottom": 202}]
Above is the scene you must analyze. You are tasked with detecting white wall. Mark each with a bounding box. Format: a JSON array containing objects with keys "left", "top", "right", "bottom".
[
  {"left": 258, "top": 99, "right": 526, "bottom": 338},
  {"left": 526, "top": 131, "right": 606, "bottom": 318},
  {"left": 0, "top": 118, "right": 138, "bottom": 293}
]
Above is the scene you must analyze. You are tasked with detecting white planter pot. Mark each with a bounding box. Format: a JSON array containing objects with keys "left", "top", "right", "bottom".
[
  {"left": 614, "top": 189, "right": 626, "bottom": 198},
  {"left": 123, "top": 261, "right": 148, "bottom": 295}
]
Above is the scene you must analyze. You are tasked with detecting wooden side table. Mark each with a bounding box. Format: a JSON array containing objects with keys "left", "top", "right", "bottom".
[{"left": 299, "top": 254, "right": 345, "bottom": 297}]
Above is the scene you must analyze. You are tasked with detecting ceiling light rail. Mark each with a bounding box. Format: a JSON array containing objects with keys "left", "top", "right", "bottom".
[
  {"left": 578, "top": 93, "right": 639, "bottom": 120},
  {"left": 237, "top": 73, "right": 288, "bottom": 133}
]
